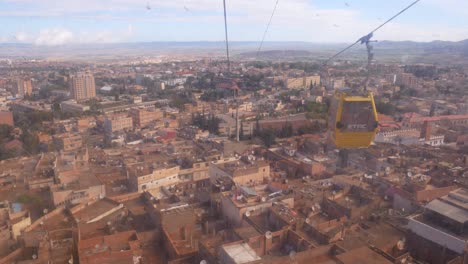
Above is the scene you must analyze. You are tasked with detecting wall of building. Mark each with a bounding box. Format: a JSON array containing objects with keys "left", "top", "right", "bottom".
[
  {"left": 407, "top": 230, "right": 460, "bottom": 264},
  {"left": 0, "top": 226, "right": 10, "bottom": 256},
  {"left": 220, "top": 195, "right": 274, "bottom": 227},
  {"left": 232, "top": 164, "right": 270, "bottom": 186},
  {"left": 52, "top": 184, "right": 105, "bottom": 207},
  {"left": 408, "top": 217, "right": 466, "bottom": 254},
  {"left": 134, "top": 166, "right": 180, "bottom": 192},
  {"left": 11, "top": 214, "right": 31, "bottom": 240},
  {"left": 0, "top": 111, "right": 14, "bottom": 126},
  {"left": 416, "top": 186, "right": 458, "bottom": 203},
  {"left": 393, "top": 193, "right": 417, "bottom": 214},
  {"left": 0, "top": 248, "right": 23, "bottom": 264}
]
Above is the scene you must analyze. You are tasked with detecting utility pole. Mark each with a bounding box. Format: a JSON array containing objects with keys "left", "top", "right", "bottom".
[
  {"left": 223, "top": 0, "right": 238, "bottom": 142},
  {"left": 235, "top": 89, "right": 239, "bottom": 142}
]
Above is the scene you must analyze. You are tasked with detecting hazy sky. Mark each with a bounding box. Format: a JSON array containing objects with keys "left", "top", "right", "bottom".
[{"left": 0, "top": 0, "right": 467, "bottom": 45}]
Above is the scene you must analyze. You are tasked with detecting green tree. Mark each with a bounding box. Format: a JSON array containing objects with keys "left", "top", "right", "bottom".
[
  {"left": 0, "top": 124, "right": 13, "bottom": 141},
  {"left": 279, "top": 122, "right": 293, "bottom": 138},
  {"left": 253, "top": 116, "right": 261, "bottom": 137},
  {"left": 239, "top": 122, "right": 245, "bottom": 140},
  {"left": 191, "top": 113, "right": 221, "bottom": 135},
  {"left": 20, "top": 130, "right": 39, "bottom": 154},
  {"left": 259, "top": 129, "right": 276, "bottom": 147},
  {"left": 376, "top": 100, "right": 396, "bottom": 115}
]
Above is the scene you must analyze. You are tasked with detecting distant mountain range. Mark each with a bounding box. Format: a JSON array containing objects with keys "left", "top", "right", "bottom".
[{"left": 0, "top": 39, "right": 466, "bottom": 64}]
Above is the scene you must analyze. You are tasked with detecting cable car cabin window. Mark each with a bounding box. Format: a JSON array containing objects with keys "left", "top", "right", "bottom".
[{"left": 338, "top": 101, "right": 377, "bottom": 132}]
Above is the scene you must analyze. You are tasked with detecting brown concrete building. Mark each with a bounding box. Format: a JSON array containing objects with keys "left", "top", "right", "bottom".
[
  {"left": 104, "top": 114, "right": 133, "bottom": 133},
  {"left": 128, "top": 163, "right": 180, "bottom": 192},
  {"left": 78, "top": 230, "right": 142, "bottom": 264},
  {"left": 129, "top": 108, "right": 163, "bottom": 128},
  {"left": 286, "top": 75, "right": 321, "bottom": 89},
  {"left": 396, "top": 72, "right": 418, "bottom": 89},
  {"left": 70, "top": 71, "right": 96, "bottom": 101},
  {"left": 218, "top": 185, "right": 294, "bottom": 227},
  {"left": 210, "top": 159, "right": 270, "bottom": 186},
  {"left": 51, "top": 149, "right": 105, "bottom": 207},
  {"left": 53, "top": 133, "right": 82, "bottom": 151},
  {"left": 16, "top": 77, "right": 32, "bottom": 97}
]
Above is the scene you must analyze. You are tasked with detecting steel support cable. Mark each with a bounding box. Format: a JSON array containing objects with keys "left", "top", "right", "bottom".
[{"left": 257, "top": 0, "right": 280, "bottom": 57}]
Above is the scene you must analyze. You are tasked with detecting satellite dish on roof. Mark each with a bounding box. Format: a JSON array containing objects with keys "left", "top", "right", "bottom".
[
  {"left": 396, "top": 239, "right": 406, "bottom": 251},
  {"left": 245, "top": 210, "right": 251, "bottom": 217},
  {"left": 32, "top": 254, "right": 37, "bottom": 260},
  {"left": 200, "top": 260, "right": 208, "bottom": 264},
  {"left": 265, "top": 231, "right": 272, "bottom": 239},
  {"left": 289, "top": 250, "right": 296, "bottom": 259},
  {"left": 407, "top": 172, "right": 412, "bottom": 177},
  {"left": 261, "top": 197, "right": 267, "bottom": 202},
  {"left": 305, "top": 218, "right": 311, "bottom": 224}
]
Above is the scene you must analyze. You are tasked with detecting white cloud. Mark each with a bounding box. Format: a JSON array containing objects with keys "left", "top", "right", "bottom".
[
  {"left": 15, "top": 31, "right": 30, "bottom": 42},
  {"left": 0, "top": 0, "right": 466, "bottom": 42},
  {"left": 34, "top": 28, "right": 74, "bottom": 46}
]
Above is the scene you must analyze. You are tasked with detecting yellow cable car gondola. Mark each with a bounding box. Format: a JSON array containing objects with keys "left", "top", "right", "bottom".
[{"left": 329, "top": 88, "right": 379, "bottom": 148}]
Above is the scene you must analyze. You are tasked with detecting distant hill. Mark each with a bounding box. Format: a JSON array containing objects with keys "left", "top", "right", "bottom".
[
  {"left": 371, "top": 39, "right": 468, "bottom": 64},
  {"left": 240, "top": 50, "right": 313, "bottom": 58},
  {"left": 0, "top": 40, "right": 466, "bottom": 64},
  {"left": 375, "top": 39, "right": 468, "bottom": 52}
]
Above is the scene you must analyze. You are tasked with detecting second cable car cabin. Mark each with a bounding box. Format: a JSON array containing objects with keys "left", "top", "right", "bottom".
[{"left": 329, "top": 88, "right": 379, "bottom": 148}]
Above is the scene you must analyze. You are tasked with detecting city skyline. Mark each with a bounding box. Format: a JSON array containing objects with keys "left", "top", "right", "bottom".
[{"left": 0, "top": 0, "right": 467, "bottom": 45}]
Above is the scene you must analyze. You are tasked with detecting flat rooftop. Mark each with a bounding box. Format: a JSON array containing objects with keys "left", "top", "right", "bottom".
[
  {"left": 216, "top": 160, "right": 268, "bottom": 177},
  {"left": 72, "top": 198, "right": 121, "bottom": 223},
  {"left": 336, "top": 246, "right": 392, "bottom": 264},
  {"left": 222, "top": 242, "right": 261, "bottom": 264},
  {"left": 234, "top": 225, "right": 261, "bottom": 240},
  {"left": 425, "top": 199, "right": 468, "bottom": 224}
]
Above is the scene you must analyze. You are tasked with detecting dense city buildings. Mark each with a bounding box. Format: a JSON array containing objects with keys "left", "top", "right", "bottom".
[
  {"left": 0, "top": 42, "right": 466, "bottom": 264},
  {"left": 129, "top": 108, "right": 163, "bottom": 128}
]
